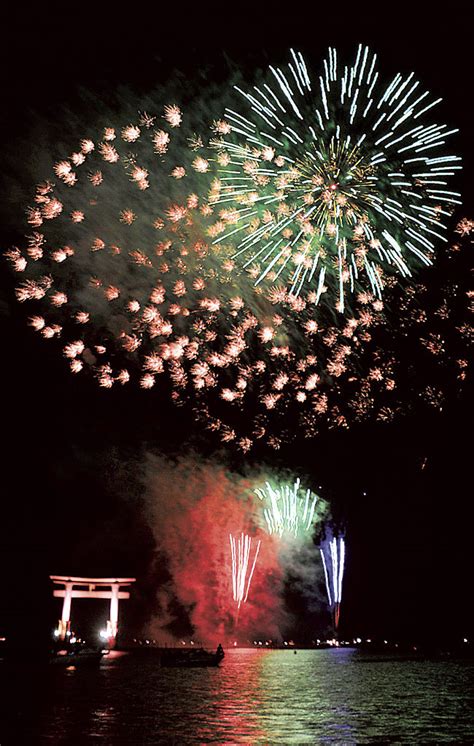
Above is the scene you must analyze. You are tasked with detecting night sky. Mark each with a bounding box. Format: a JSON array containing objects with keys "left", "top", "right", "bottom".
[{"left": 0, "top": 4, "right": 472, "bottom": 648}]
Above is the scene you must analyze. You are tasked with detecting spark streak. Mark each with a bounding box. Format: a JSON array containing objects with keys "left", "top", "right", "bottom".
[
  {"left": 255, "top": 478, "right": 318, "bottom": 538},
  {"left": 320, "top": 532, "right": 345, "bottom": 631},
  {"left": 229, "top": 533, "right": 261, "bottom": 608}
]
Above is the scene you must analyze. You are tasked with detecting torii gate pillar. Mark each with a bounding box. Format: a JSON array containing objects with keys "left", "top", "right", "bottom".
[
  {"left": 107, "top": 584, "right": 120, "bottom": 640},
  {"left": 50, "top": 576, "right": 136, "bottom": 648},
  {"left": 57, "top": 581, "right": 73, "bottom": 640}
]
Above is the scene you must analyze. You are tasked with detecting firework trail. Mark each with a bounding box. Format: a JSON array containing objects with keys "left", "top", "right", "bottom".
[
  {"left": 229, "top": 532, "right": 261, "bottom": 609},
  {"left": 320, "top": 531, "right": 345, "bottom": 631},
  {"left": 255, "top": 478, "right": 319, "bottom": 538},
  {"left": 209, "top": 45, "right": 461, "bottom": 312}
]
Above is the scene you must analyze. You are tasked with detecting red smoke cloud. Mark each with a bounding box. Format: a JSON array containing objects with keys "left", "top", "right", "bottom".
[{"left": 145, "top": 454, "right": 287, "bottom": 643}]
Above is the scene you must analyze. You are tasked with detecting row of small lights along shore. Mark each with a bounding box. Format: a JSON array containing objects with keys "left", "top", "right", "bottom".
[{"left": 129, "top": 637, "right": 470, "bottom": 650}]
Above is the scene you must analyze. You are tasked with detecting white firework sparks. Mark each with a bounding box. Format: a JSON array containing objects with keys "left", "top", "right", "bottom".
[{"left": 208, "top": 45, "right": 461, "bottom": 312}]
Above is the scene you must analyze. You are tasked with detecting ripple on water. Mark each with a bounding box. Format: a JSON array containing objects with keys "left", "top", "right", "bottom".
[{"left": 1, "top": 649, "right": 473, "bottom": 744}]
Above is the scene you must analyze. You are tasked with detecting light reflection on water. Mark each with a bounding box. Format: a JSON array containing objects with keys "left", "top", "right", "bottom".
[{"left": 1, "top": 648, "right": 473, "bottom": 744}]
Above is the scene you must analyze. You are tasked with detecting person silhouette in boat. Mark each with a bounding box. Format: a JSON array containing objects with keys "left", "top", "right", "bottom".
[{"left": 216, "top": 644, "right": 224, "bottom": 659}]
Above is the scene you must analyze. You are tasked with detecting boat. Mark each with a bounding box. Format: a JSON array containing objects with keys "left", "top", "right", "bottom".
[
  {"left": 49, "top": 646, "right": 107, "bottom": 666},
  {"left": 160, "top": 645, "right": 224, "bottom": 668}
]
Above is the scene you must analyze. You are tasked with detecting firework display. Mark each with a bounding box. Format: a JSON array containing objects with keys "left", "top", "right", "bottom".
[
  {"left": 5, "top": 49, "right": 470, "bottom": 454},
  {"left": 0, "top": 104, "right": 389, "bottom": 450},
  {"left": 229, "top": 532, "right": 261, "bottom": 609},
  {"left": 2, "top": 35, "right": 472, "bottom": 667},
  {"left": 320, "top": 531, "right": 346, "bottom": 630},
  {"left": 210, "top": 45, "right": 461, "bottom": 312},
  {"left": 9, "top": 109, "right": 233, "bottom": 390},
  {"left": 196, "top": 215, "right": 472, "bottom": 448},
  {"left": 255, "top": 478, "right": 319, "bottom": 538}
]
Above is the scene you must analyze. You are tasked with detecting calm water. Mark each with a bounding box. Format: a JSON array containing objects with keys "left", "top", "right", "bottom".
[{"left": 1, "top": 648, "right": 473, "bottom": 744}]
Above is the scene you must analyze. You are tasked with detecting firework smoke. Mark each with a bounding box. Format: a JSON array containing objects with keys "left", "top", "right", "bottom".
[
  {"left": 144, "top": 454, "right": 285, "bottom": 642},
  {"left": 142, "top": 454, "right": 338, "bottom": 641}
]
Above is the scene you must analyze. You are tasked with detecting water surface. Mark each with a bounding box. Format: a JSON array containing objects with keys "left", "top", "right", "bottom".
[{"left": 1, "top": 648, "right": 472, "bottom": 743}]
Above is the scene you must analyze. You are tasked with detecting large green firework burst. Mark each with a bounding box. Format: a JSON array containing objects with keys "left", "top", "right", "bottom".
[{"left": 209, "top": 46, "right": 461, "bottom": 312}]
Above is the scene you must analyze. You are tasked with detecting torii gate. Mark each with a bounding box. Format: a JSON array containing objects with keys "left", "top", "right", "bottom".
[{"left": 50, "top": 575, "right": 136, "bottom": 648}]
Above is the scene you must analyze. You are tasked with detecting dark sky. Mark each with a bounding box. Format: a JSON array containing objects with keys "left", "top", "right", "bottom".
[{"left": 0, "top": 3, "right": 472, "bottom": 646}]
